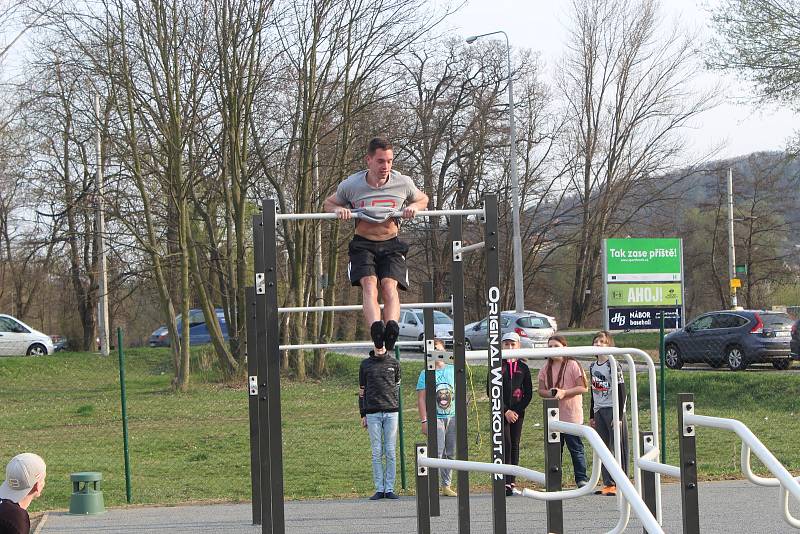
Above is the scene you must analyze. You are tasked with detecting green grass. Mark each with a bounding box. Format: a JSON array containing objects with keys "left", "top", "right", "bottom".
[{"left": 1, "top": 342, "right": 798, "bottom": 514}]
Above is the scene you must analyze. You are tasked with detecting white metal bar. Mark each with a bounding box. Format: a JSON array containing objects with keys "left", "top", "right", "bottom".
[
  {"left": 684, "top": 412, "right": 800, "bottom": 503},
  {"left": 638, "top": 447, "right": 681, "bottom": 478},
  {"left": 279, "top": 341, "right": 421, "bottom": 351},
  {"left": 549, "top": 420, "right": 663, "bottom": 534},
  {"left": 419, "top": 457, "right": 546, "bottom": 485},
  {"left": 457, "top": 241, "right": 485, "bottom": 254},
  {"left": 275, "top": 208, "right": 485, "bottom": 221},
  {"left": 278, "top": 301, "right": 453, "bottom": 313},
  {"left": 781, "top": 486, "right": 800, "bottom": 528}
]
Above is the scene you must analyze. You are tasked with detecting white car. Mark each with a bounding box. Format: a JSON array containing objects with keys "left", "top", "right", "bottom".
[
  {"left": 397, "top": 309, "right": 454, "bottom": 349},
  {"left": 0, "top": 314, "right": 54, "bottom": 356},
  {"left": 503, "top": 309, "right": 558, "bottom": 331}
]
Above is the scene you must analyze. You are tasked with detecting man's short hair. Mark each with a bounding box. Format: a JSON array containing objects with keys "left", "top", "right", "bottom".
[{"left": 367, "top": 136, "right": 393, "bottom": 155}]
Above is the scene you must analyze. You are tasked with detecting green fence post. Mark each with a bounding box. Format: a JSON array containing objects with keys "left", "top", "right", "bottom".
[
  {"left": 395, "top": 345, "right": 407, "bottom": 490},
  {"left": 659, "top": 314, "right": 667, "bottom": 464},
  {"left": 117, "top": 328, "right": 132, "bottom": 503}
]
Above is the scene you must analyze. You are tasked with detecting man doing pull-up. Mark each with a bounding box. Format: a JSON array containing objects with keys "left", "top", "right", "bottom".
[{"left": 324, "top": 136, "right": 428, "bottom": 353}]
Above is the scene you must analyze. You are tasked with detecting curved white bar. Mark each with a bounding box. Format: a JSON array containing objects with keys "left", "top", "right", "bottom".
[
  {"left": 684, "top": 412, "right": 800, "bottom": 503},
  {"left": 277, "top": 301, "right": 452, "bottom": 313},
  {"left": 275, "top": 208, "right": 485, "bottom": 221},
  {"left": 279, "top": 340, "right": 420, "bottom": 351},
  {"left": 780, "top": 486, "right": 800, "bottom": 528},
  {"left": 638, "top": 449, "right": 681, "bottom": 479},
  {"left": 550, "top": 420, "right": 663, "bottom": 534},
  {"left": 519, "top": 454, "right": 602, "bottom": 500},
  {"left": 419, "top": 456, "right": 545, "bottom": 485}
]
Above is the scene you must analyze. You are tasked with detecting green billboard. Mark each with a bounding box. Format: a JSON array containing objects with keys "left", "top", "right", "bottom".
[
  {"left": 606, "top": 283, "right": 682, "bottom": 306},
  {"left": 606, "top": 238, "right": 682, "bottom": 282}
]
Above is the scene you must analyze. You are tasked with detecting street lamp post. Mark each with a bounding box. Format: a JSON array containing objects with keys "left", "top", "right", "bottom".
[
  {"left": 727, "top": 168, "right": 737, "bottom": 309},
  {"left": 466, "top": 30, "right": 525, "bottom": 313}
]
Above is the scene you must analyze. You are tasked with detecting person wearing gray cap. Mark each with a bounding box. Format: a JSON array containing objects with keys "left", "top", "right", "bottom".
[
  {"left": 489, "top": 332, "right": 532, "bottom": 496},
  {"left": 0, "top": 453, "right": 47, "bottom": 534}
]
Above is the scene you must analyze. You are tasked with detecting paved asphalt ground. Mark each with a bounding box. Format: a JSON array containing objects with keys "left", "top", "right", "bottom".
[{"left": 39, "top": 480, "right": 799, "bottom": 533}]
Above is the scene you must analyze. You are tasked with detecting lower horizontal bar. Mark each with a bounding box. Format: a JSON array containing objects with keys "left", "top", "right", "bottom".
[
  {"left": 457, "top": 241, "right": 485, "bottom": 254},
  {"left": 419, "top": 457, "right": 545, "bottom": 485},
  {"left": 279, "top": 340, "right": 421, "bottom": 351},
  {"left": 278, "top": 301, "right": 452, "bottom": 313},
  {"left": 638, "top": 457, "right": 680, "bottom": 478}
]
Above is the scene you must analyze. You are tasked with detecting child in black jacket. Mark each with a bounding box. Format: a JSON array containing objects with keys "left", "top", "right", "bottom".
[{"left": 487, "top": 332, "right": 532, "bottom": 496}]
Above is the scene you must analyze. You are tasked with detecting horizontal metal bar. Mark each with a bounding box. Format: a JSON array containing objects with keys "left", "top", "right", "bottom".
[
  {"left": 419, "top": 456, "right": 545, "bottom": 485},
  {"left": 278, "top": 301, "right": 453, "bottom": 313},
  {"left": 275, "top": 208, "right": 485, "bottom": 221},
  {"left": 684, "top": 412, "right": 800, "bottom": 503},
  {"left": 638, "top": 456, "right": 681, "bottom": 478},
  {"left": 279, "top": 340, "right": 421, "bottom": 351},
  {"left": 462, "top": 346, "right": 642, "bottom": 362},
  {"left": 456, "top": 241, "right": 485, "bottom": 254}
]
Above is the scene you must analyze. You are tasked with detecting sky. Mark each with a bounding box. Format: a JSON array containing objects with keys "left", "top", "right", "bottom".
[{"left": 445, "top": 0, "right": 800, "bottom": 160}]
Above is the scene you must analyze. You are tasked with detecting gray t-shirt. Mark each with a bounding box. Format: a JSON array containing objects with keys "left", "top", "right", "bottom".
[
  {"left": 589, "top": 359, "right": 625, "bottom": 410},
  {"left": 335, "top": 170, "right": 420, "bottom": 213}
]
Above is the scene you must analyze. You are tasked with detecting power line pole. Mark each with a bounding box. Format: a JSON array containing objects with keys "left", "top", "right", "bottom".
[
  {"left": 96, "top": 93, "right": 110, "bottom": 356},
  {"left": 727, "top": 168, "right": 738, "bottom": 309}
]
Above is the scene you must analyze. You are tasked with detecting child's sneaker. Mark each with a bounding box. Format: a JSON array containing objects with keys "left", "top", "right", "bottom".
[
  {"left": 370, "top": 321, "right": 385, "bottom": 349},
  {"left": 441, "top": 486, "right": 457, "bottom": 497},
  {"left": 600, "top": 485, "right": 617, "bottom": 496},
  {"left": 383, "top": 320, "right": 400, "bottom": 350}
]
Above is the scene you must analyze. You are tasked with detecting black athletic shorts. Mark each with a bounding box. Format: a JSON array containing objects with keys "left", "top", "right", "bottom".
[{"left": 348, "top": 235, "right": 410, "bottom": 290}]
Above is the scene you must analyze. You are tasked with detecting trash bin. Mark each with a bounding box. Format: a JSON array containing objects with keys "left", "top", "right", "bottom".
[{"left": 68, "top": 472, "right": 105, "bottom": 515}]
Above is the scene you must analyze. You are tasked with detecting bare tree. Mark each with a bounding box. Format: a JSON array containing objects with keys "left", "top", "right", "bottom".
[{"left": 557, "top": 0, "right": 716, "bottom": 327}]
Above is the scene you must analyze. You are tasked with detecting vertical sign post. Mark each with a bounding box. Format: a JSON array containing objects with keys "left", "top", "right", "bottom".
[{"left": 484, "top": 194, "right": 505, "bottom": 534}]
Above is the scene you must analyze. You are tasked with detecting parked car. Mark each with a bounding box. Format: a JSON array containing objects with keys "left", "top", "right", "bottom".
[
  {"left": 49, "top": 335, "right": 69, "bottom": 352},
  {"left": 792, "top": 319, "right": 800, "bottom": 361},
  {"left": 397, "top": 309, "right": 454, "bottom": 349},
  {"left": 148, "top": 308, "right": 229, "bottom": 348},
  {"left": 0, "top": 314, "right": 54, "bottom": 356},
  {"left": 464, "top": 311, "right": 557, "bottom": 350},
  {"left": 503, "top": 309, "right": 558, "bottom": 331},
  {"left": 664, "top": 310, "right": 794, "bottom": 371}
]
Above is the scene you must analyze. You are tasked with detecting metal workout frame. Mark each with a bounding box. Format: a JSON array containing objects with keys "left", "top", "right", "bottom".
[
  {"left": 420, "top": 345, "right": 664, "bottom": 534},
  {"left": 245, "top": 194, "right": 501, "bottom": 534}
]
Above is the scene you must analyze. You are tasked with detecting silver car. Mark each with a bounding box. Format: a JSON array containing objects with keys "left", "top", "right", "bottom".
[
  {"left": 397, "top": 309, "right": 454, "bottom": 349},
  {"left": 464, "top": 311, "right": 556, "bottom": 350}
]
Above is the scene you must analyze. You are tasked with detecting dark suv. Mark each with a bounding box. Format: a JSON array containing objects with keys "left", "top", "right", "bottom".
[
  {"left": 791, "top": 319, "right": 800, "bottom": 361},
  {"left": 664, "top": 310, "right": 793, "bottom": 371}
]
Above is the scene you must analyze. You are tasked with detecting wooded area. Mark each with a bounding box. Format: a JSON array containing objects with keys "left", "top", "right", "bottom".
[{"left": 0, "top": 0, "right": 798, "bottom": 387}]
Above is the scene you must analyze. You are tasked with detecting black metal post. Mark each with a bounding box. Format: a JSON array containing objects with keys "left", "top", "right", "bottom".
[
  {"left": 451, "top": 215, "right": 472, "bottom": 534},
  {"left": 483, "top": 194, "right": 506, "bottom": 534},
  {"left": 261, "top": 201, "right": 286, "bottom": 534},
  {"left": 252, "top": 214, "right": 273, "bottom": 533},
  {"left": 415, "top": 444, "right": 432, "bottom": 534},
  {"left": 245, "top": 286, "right": 261, "bottom": 526},
  {"left": 544, "top": 399, "right": 563, "bottom": 534},
  {"left": 640, "top": 431, "right": 657, "bottom": 533},
  {"left": 422, "top": 281, "right": 440, "bottom": 517},
  {"left": 677, "top": 393, "right": 699, "bottom": 534}
]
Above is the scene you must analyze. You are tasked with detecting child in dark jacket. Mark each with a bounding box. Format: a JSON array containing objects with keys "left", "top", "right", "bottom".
[{"left": 488, "top": 331, "right": 532, "bottom": 496}]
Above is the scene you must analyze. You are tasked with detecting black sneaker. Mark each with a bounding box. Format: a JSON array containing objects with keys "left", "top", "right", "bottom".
[
  {"left": 384, "top": 491, "right": 399, "bottom": 499},
  {"left": 370, "top": 321, "right": 385, "bottom": 349},
  {"left": 369, "top": 491, "right": 384, "bottom": 500},
  {"left": 384, "top": 320, "right": 400, "bottom": 350}
]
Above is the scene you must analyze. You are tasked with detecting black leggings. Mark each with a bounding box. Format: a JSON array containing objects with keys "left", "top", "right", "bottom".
[{"left": 503, "top": 410, "right": 525, "bottom": 484}]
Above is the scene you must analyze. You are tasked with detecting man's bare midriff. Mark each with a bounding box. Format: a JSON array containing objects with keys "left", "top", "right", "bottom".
[{"left": 355, "top": 219, "right": 400, "bottom": 241}]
